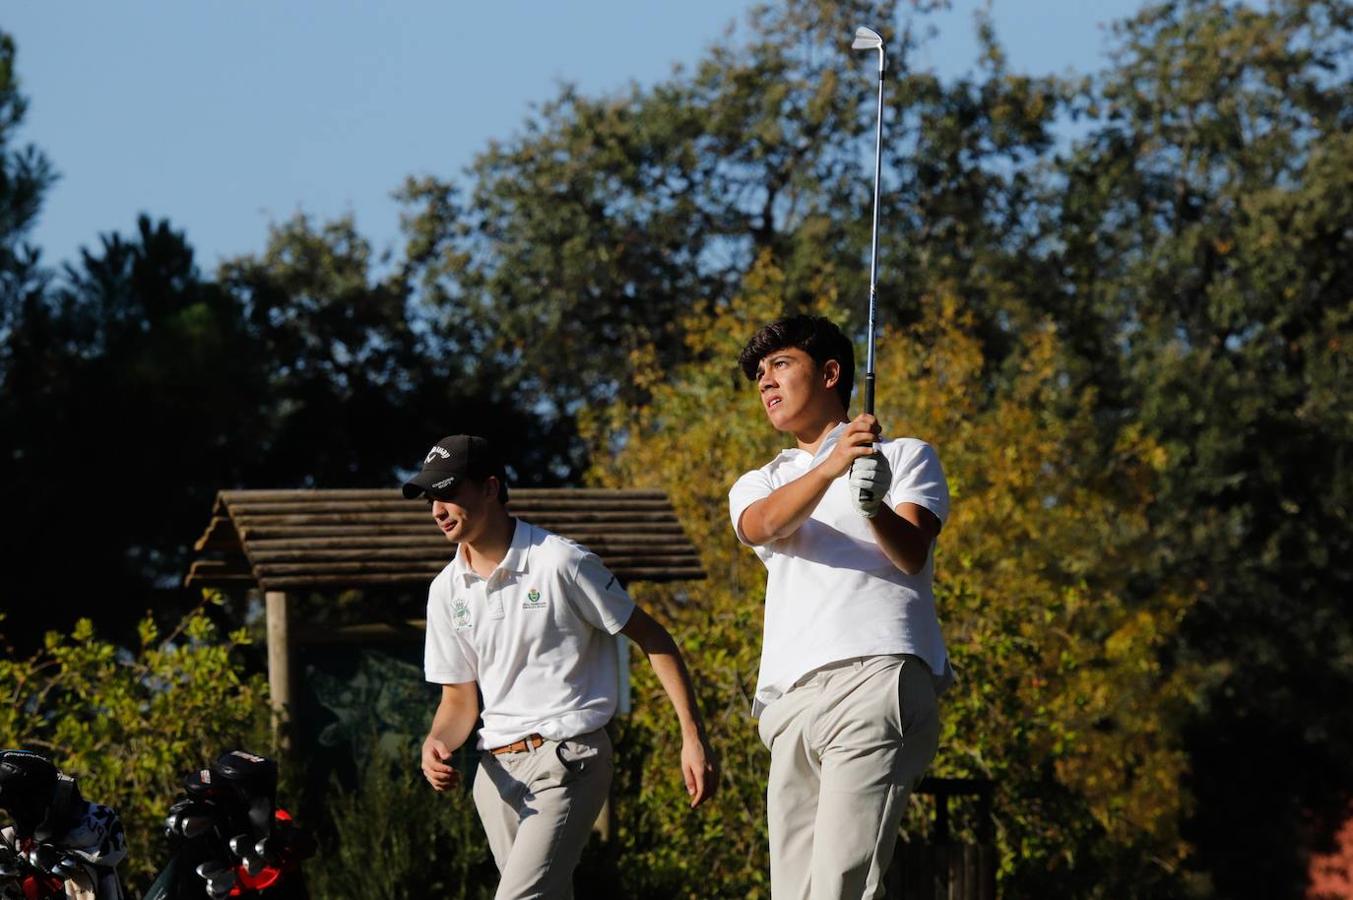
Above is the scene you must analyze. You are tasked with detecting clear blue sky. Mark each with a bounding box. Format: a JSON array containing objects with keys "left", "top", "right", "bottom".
[{"left": 7, "top": 1, "right": 1144, "bottom": 274}]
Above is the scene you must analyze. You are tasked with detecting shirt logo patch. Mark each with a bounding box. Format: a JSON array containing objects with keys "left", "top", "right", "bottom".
[
  {"left": 452, "top": 597, "right": 473, "bottom": 631},
  {"left": 522, "top": 588, "right": 546, "bottom": 610}
]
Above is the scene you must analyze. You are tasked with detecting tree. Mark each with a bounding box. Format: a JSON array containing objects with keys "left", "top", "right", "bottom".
[
  {"left": 0, "top": 599, "right": 268, "bottom": 892},
  {"left": 395, "top": 0, "right": 1074, "bottom": 469},
  {"left": 1039, "top": 2, "right": 1353, "bottom": 893},
  {"left": 0, "top": 28, "right": 55, "bottom": 348},
  {"left": 0, "top": 217, "right": 266, "bottom": 646}
]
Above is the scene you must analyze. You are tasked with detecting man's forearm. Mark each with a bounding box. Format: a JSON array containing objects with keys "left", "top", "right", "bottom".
[
  {"left": 869, "top": 503, "right": 934, "bottom": 576},
  {"left": 645, "top": 637, "right": 706, "bottom": 741},
  {"left": 740, "top": 467, "right": 834, "bottom": 545},
  {"left": 428, "top": 689, "right": 479, "bottom": 751},
  {"left": 622, "top": 612, "right": 706, "bottom": 740}
]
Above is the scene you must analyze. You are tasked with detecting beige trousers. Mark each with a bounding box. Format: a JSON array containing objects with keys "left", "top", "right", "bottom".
[
  {"left": 471, "top": 728, "right": 612, "bottom": 900},
  {"left": 757, "top": 655, "right": 941, "bottom": 900}
]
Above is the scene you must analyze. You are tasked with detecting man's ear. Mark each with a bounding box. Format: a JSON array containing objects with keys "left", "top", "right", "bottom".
[
  {"left": 483, "top": 475, "right": 500, "bottom": 499},
  {"left": 822, "top": 359, "right": 841, "bottom": 390}
]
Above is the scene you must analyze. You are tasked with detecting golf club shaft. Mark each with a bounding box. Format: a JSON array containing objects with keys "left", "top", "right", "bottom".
[{"left": 864, "top": 46, "right": 883, "bottom": 417}]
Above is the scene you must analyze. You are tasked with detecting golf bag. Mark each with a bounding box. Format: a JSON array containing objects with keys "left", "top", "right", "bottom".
[
  {"left": 142, "top": 750, "right": 314, "bottom": 900},
  {"left": 0, "top": 749, "right": 127, "bottom": 900}
]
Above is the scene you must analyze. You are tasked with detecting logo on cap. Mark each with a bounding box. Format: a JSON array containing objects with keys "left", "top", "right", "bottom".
[{"left": 426, "top": 445, "right": 451, "bottom": 464}]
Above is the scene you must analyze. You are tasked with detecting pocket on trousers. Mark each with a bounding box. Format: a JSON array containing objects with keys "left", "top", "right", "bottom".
[
  {"left": 893, "top": 657, "right": 938, "bottom": 738},
  {"left": 552, "top": 730, "right": 611, "bottom": 784}
]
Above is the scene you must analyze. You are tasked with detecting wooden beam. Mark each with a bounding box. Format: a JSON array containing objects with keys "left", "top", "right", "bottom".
[
  {"left": 246, "top": 548, "right": 699, "bottom": 565},
  {"left": 192, "top": 516, "right": 242, "bottom": 552},
  {"left": 265, "top": 591, "right": 294, "bottom": 755},
  {"left": 256, "top": 567, "right": 706, "bottom": 590},
  {"left": 234, "top": 511, "right": 682, "bottom": 527},
  {"left": 224, "top": 499, "right": 674, "bottom": 516},
  {"left": 242, "top": 534, "right": 690, "bottom": 550},
  {"left": 292, "top": 620, "right": 428, "bottom": 645},
  {"left": 238, "top": 524, "right": 687, "bottom": 541},
  {"left": 220, "top": 488, "right": 668, "bottom": 503}
]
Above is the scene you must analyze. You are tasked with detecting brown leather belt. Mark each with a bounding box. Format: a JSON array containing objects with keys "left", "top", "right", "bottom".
[{"left": 490, "top": 733, "right": 545, "bottom": 755}]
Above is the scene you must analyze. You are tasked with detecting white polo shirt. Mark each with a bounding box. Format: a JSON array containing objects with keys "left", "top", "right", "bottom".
[
  {"left": 729, "top": 425, "right": 951, "bottom": 715},
  {"left": 424, "top": 519, "right": 636, "bottom": 749}
]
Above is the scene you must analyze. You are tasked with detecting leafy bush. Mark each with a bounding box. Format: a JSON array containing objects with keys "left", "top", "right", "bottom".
[
  {"left": 305, "top": 737, "right": 495, "bottom": 900},
  {"left": 300, "top": 649, "right": 489, "bottom": 898},
  {"left": 0, "top": 596, "right": 269, "bottom": 891}
]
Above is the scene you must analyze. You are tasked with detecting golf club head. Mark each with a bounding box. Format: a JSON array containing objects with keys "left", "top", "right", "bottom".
[
  {"left": 852, "top": 26, "right": 883, "bottom": 51},
  {"left": 205, "top": 870, "right": 236, "bottom": 899},
  {"left": 194, "top": 860, "right": 230, "bottom": 881},
  {"left": 25, "top": 844, "right": 61, "bottom": 874},
  {"left": 176, "top": 814, "right": 215, "bottom": 839},
  {"left": 51, "top": 857, "right": 82, "bottom": 879}
]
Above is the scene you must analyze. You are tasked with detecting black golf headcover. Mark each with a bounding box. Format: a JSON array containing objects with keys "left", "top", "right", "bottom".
[
  {"left": 0, "top": 749, "right": 58, "bottom": 839},
  {"left": 210, "top": 750, "right": 277, "bottom": 843},
  {"left": 32, "top": 773, "right": 83, "bottom": 844}
]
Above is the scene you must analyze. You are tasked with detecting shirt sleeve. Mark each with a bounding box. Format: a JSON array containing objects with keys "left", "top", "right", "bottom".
[
  {"left": 568, "top": 552, "right": 637, "bottom": 635},
  {"left": 728, "top": 467, "right": 774, "bottom": 546},
  {"left": 886, "top": 441, "right": 950, "bottom": 524},
  {"left": 424, "top": 576, "right": 477, "bottom": 684}
]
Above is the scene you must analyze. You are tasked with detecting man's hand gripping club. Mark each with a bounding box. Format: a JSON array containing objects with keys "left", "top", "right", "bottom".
[{"left": 844, "top": 415, "right": 890, "bottom": 518}]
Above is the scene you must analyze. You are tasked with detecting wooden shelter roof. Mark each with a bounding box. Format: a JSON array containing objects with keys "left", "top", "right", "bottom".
[{"left": 186, "top": 488, "right": 705, "bottom": 592}]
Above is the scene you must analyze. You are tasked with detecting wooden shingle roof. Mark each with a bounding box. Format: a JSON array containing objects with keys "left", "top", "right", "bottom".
[{"left": 186, "top": 489, "right": 705, "bottom": 591}]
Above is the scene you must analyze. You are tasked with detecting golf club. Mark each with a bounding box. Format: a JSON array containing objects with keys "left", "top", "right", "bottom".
[{"left": 852, "top": 25, "right": 885, "bottom": 417}]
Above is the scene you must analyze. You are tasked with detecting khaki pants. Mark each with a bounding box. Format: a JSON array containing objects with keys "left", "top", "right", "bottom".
[
  {"left": 471, "top": 728, "right": 612, "bottom": 900},
  {"left": 757, "top": 655, "right": 941, "bottom": 900}
]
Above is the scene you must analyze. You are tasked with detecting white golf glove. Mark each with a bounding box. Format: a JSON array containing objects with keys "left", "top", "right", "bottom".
[{"left": 849, "top": 451, "right": 891, "bottom": 518}]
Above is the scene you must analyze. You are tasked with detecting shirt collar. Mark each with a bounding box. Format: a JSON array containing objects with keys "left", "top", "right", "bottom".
[
  {"left": 450, "top": 518, "right": 532, "bottom": 585},
  {"left": 774, "top": 421, "right": 848, "bottom": 469},
  {"left": 499, "top": 518, "right": 532, "bottom": 575}
]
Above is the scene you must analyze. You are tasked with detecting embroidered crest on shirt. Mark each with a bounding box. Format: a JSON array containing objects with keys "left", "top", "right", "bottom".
[
  {"left": 522, "top": 588, "right": 547, "bottom": 610},
  {"left": 452, "top": 597, "right": 473, "bottom": 630}
]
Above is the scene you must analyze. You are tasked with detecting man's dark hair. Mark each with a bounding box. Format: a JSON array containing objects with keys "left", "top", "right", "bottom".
[{"left": 738, "top": 315, "right": 855, "bottom": 410}]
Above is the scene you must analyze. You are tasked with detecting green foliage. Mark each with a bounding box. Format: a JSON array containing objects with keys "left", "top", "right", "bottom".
[
  {"left": 1040, "top": 2, "right": 1353, "bottom": 893},
  {"left": 303, "top": 650, "right": 495, "bottom": 899},
  {"left": 305, "top": 739, "right": 494, "bottom": 900},
  {"left": 394, "top": 0, "right": 1074, "bottom": 421},
  {"left": 0, "top": 595, "right": 268, "bottom": 891}
]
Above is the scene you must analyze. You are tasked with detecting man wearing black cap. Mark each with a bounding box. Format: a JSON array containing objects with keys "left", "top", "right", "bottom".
[{"left": 404, "top": 435, "right": 716, "bottom": 899}]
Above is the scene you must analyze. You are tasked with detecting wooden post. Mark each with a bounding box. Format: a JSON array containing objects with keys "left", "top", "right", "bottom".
[{"left": 265, "top": 591, "right": 294, "bottom": 754}]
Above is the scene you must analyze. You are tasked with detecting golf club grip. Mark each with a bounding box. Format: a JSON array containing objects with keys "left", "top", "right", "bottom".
[{"left": 864, "top": 373, "right": 875, "bottom": 416}]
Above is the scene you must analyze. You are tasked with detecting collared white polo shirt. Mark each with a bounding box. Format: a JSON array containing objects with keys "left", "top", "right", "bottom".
[
  {"left": 424, "top": 519, "right": 636, "bottom": 748},
  {"left": 728, "top": 425, "right": 951, "bottom": 715}
]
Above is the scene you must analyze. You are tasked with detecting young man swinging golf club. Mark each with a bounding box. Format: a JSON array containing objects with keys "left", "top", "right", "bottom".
[
  {"left": 406, "top": 435, "right": 716, "bottom": 899},
  {"left": 729, "top": 315, "right": 951, "bottom": 899},
  {"left": 727, "top": 28, "right": 952, "bottom": 896}
]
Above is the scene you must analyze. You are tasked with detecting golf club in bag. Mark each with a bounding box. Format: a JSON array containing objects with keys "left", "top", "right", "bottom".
[
  {"left": 142, "top": 751, "right": 314, "bottom": 900},
  {"left": 0, "top": 749, "right": 127, "bottom": 900}
]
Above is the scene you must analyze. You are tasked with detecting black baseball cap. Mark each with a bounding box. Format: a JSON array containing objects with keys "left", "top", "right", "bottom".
[{"left": 401, "top": 435, "right": 506, "bottom": 501}]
